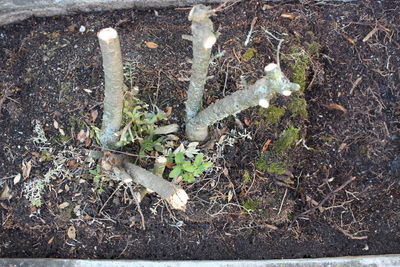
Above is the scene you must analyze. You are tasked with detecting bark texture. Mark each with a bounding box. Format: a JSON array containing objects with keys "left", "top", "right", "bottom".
[
  {"left": 184, "top": 4, "right": 217, "bottom": 121},
  {"left": 97, "top": 28, "right": 125, "bottom": 149},
  {"left": 186, "top": 64, "right": 300, "bottom": 141}
]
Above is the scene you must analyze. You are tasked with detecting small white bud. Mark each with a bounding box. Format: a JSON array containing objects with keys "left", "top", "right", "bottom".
[
  {"left": 203, "top": 35, "right": 216, "bottom": 49},
  {"left": 264, "top": 63, "right": 278, "bottom": 72},
  {"left": 282, "top": 90, "right": 292, "bottom": 96},
  {"left": 259, "top": 99, "right": 269, "bottom": 108}
]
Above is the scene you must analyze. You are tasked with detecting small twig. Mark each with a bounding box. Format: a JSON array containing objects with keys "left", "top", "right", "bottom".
[
  {"left": 292, "top": 176, "right": 356, "bottom": 221},
  {"left": 99, "top": 182, "right": 123, "bottom": 214},
  {"left": 128, "top": 184, "right": 146, "bottom": 230},
  {"left": 277, "top": 188, "right": 288, "bottom": 216},
  {"left": 335, "top": 225, "right": 368, "bottom": 240},
  {"left": 213, "top": 0, "right": 241, "bottom": 13},
  {"left": 244, "top": 17, "right": 258, "bottom": 46}
]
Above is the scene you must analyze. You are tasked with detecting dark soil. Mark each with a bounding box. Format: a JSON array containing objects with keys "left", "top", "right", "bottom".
[{"left": 1, "top": 0, "right": 399, "bottom": 260}]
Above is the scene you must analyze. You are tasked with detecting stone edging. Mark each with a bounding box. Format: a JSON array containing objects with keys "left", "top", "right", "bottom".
[{"left": 0, "top": 0, "right": 225, "bottom": 26}]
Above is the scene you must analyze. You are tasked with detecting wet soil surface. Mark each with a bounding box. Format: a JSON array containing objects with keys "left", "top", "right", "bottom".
[{"left": 0, "top": 0, "right": 399, "bottom": 260}]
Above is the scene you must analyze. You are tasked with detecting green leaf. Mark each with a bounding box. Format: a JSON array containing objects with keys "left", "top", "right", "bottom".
[
  {"left": 169, "top": 166, "right": 182, "bottom": 178},
  {"left": 182, "top": 165, "right": 197, "bottom": 173},
  {"left": 175, "top": 152, "right": 184, "bottom": 164},
  {"left": 154, "top": 144, "right": 164, "bottom": 152},
  {"left": 194, "top": 153, "right": 204, "bottom": 166},
  {"left": 182, "top": 173, "right": 195, "bottom": 183},
  {"left": 89, "top": 169, "right": 97, "bottom": 175}
]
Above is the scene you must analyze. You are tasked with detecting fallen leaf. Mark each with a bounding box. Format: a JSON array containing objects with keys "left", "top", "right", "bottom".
[
  {"left": 58, "top": 202, "right": 70, "bottom": 209},
  {"left": 261, "top": 139, "right": 272, "bottom": 152},
  {"left": 244, "top": 118, "right": 251, "bottom": 126},
  {"left": 84, "top": 137, "right": 92, "bottom": 147},
  {"left": 13, "top": 173, "right": 21, "bottom": 185},
  {"left": 22, "top": 160, "right": 32, "bottom": 180},
  {"left": 0, "top": 184, "right": 11, "bottom": 200},
  {"left": 338, "top": 143, "right": 348, "bottom": 153},
  {"left": 31, "top": 152, "right": 40, "bottom": 158},
  {"left": 77, "top": 129, "right": 86, "bottom": 143},
  {"left": 165, "top": 161, "right": 174, "bottom": 169},
  {"left": 53, "top": 120, "right": 59, "bottom": 129},
  {"left": 227, "top": 190, "right": 233, "bottom": 202},
  {"left": 67, "top": 225, "right": 76, "bottom": 239},
  {"left": 165, "top": 106, "right": 172, "bottom": 117},
  {"left": 326, "top": 103, "right": 347, "bottom": 113},
  {"left": 145, "top": 41, "right": 159, "bottom": 48},
  {"left": 280, "top": 13, "right": 295, "bottom": 19},
  {"left": 90, "top": 109, "right": 98, "bottom": 122},
  {"left": 223, "top": 167, "right": 229, "bottom": 177},
  {"left": 67, "top": 160, "right": 79, "bottom": 170}
]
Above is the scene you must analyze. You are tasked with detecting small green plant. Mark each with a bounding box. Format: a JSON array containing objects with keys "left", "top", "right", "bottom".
[
  {"left": 273, "top": 125, "right": 300, "bottom": 153},
  {"left": 243, "top": 199, "right": 258, "bottom": 211},
  {"left": 116, "top": 94, "right": 166, "bottom": 151},
  {"left": 89, "top": 164, "right": 102, "bottom": 183},
  {"left": 89, "top": 164, "right": 106, "bottom": 193},
  {"left": 259, "top": 105, "right": 286, "bottom": 124},
  {"left": 168, "top": 152, "right": 212, "bottom": 182}
]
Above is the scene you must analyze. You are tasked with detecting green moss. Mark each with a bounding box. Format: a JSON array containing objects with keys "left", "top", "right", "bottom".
[
  {"left": 256, "top": 152, "right": 289, "bottom": 175},
  {"left": 305, "top": 41, "right": 321, "bottom": 57},
  {"left": 266, "top": 161, "right": 288, "bottom": 175},
  {"left": 243, "top": 170, "right": 251, "bottom": 184},
  {"left": 242, "top": 48, "right": 257, "bottom": 61},
  {"left": 358, "top": 145, "right": 368, "bottom": 155},
  {"left": 288, "top": 96, "right": 308, "bottom": 119},
  {"left": 273, "top": 125, "right": 300, "bottom": 153},
  {"left": 289, "top": 45, "right": 309, "bottom": 94},
  {"left": 243, "top": 199, "right": 258, "bottom": 211},
  {"left": 259, "top": 105, "right": 285, "bottom": 124}
]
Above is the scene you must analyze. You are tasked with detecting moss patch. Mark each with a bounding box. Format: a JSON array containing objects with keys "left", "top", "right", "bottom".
[
  {"left": 288, "top": 96, "right": 308, "bottom": 119},
  {"left": 259, "top": 105, "right": 285, "bottom": 124},
  {"left": 242, "top": 48, "right": 257, "bottom": 61},
  {"left": 273, "top": 125, "right": 300, "bottom": 154}
]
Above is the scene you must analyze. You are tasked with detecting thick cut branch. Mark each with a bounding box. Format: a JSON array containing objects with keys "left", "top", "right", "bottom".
[
  {"left": 185, "top": 5, "right": 217, "bottom": 121},
  {"left": 186, "top": 64, "right": 300, "bottom": 141},
  {"left": 102, "top": 152, "right": 188, "bottom": 210},
  {"left": 122, "top": 161, "right": 188, "bottom": 211},
  {"left": 98, "top": 28, "right": 125, "bottom": 148}
]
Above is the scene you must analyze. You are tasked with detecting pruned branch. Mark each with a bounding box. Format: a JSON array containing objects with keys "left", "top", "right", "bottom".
[
  {"left": 186, "top": 64, "right": 300, "bottom": 141},
  {"left": 97, "top": 28, "right": 126, "bottom": 149},
  {"left": 185, "top": 4, "right": 217, "bottom": 121}
]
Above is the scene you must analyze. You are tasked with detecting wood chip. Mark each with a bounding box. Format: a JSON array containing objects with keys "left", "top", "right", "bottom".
[
  {"left": 363, "top": 27, "right": 379, "bottom": 42},
  {"left": 261, "top": 139, "right": 272, "bottom": 152},
  {"left": 349, "top": 77, "right": 362, "bottom": 95},
  {"left": 338, "top": 143, "right": 348, "bottom": 153},
  {"left": 326, "top": 103, "right": 347, "bottom": 113},
  {"left": 67, "top": 225, "right": 76, "bottom": 239},
  {"left": 342, "top": 34, "right": 356, "bottom": 45},
  {"left": 58, "top": 202, "right": 70, "bottom": 209},
  {"left": 280, "top": 13, "right": 295, "bottom": 19},
  {"left": 145, "top": 41, "right": 159, "bottom": 48}
]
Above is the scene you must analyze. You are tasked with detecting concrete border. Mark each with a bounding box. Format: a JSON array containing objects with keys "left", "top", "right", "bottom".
[
  {"left": 1, "top": 255, "right": 400, "bottom": 267},
  {"left": 0, "top": 0, "right": 225, "bottom": 26}
]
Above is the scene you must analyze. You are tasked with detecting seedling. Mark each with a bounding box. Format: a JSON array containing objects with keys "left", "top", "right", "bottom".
[{"left": 168, "top": 152, "right": 212, "bottom": 183}]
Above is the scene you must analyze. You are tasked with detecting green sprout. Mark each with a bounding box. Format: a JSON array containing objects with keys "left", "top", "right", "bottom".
[{"left": 168, "top": 152, "right": 213, "bottom": 183}]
